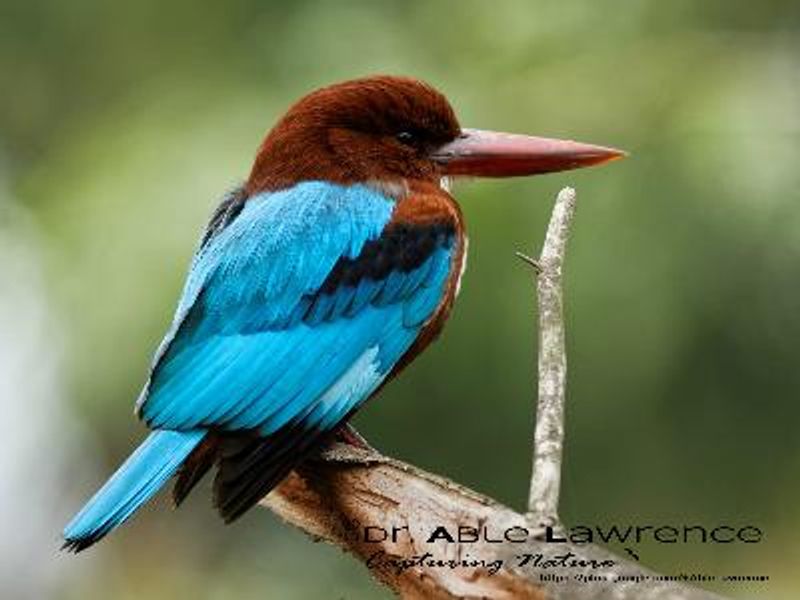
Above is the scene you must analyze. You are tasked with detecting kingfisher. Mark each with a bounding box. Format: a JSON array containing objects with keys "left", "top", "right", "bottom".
[{"left": 63, "top": 75, "right": 624, "bottom": 551}]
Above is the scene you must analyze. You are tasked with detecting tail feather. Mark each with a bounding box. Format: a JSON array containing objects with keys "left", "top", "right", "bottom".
[
  {"left": 63, "top": 429, "right": 205, "bottom": 552},
  {"left": 213, "top": 424, "right": 331, "bottom": 523}
]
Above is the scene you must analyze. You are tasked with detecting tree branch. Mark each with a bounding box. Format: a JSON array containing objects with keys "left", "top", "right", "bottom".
[
  {"left": 260, "top": 187, "right": 729, "bottom": 600},
  {"left": 527, "top": 186, "right": 574, "bottom": 524}
]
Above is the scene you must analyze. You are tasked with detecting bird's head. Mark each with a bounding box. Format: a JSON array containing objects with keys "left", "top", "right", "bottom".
[{"left": 246, "top": 75, "right": 624, "bottom": 195}]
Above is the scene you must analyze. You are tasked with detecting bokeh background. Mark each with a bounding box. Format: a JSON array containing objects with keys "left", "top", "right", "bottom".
[{"left": 2, "top": 1, "right": 798, "bottom": 598}]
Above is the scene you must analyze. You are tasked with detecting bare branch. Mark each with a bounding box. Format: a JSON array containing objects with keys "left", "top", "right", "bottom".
[
  {"left": 263, "top": 443, "right": 544, "bottom": 599},
  {"left": 527, "top": 186, "right": 575, "bottom": 522},
  {"left": 263, "top": 443, "right": 726, "bottom": 600}
]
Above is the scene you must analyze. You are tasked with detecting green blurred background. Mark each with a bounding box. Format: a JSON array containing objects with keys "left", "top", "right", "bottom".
[{"left": 1, "top": 0, "right": 798, "bottom": 598}]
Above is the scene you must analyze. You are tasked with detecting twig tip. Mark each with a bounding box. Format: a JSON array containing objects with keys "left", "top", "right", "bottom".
[
  {"left": 557, "top": 186, "right": 576, "bottom": 201},
  {"left": 515, "top": 251, "right": 543, "bottom": 273}
]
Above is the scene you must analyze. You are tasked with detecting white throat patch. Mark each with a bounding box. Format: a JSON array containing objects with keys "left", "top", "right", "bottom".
[{"left": 365, "top": 179, "right": 410, "bottom": 200}]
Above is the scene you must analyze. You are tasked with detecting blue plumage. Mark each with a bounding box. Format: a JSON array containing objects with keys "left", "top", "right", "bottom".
[
  {"left": 138, "top": 182, "right": 453, "bottom": 433},
  {"left": 64, "top": 181, "right": 456, "bottom": 549},
  {"left": 62, "top": 430, "right": 205, "bottom": 551}
]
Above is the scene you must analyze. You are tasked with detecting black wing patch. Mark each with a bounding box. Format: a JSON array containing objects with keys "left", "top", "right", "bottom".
[{"left": 300, "top": 220, "right": 456, "bottom": 325}]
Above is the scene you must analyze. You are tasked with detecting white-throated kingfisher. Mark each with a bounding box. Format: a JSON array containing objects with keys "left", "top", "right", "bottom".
[{"left": 63, "top": 75, "right": 624, "bottom": 551}]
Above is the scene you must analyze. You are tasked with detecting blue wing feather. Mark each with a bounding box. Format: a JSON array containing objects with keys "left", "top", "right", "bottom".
[{"left": 138, "top": 181, "right": 454, "bottom": 437}]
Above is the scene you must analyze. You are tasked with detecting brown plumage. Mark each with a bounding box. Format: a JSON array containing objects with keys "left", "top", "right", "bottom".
[{"left": 246, "top": 76, "right": 461, "bottom": 194}]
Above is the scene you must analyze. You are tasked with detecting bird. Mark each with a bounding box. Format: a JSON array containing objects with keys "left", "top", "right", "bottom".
[{"left": 62, "top": 75, "right": 624, "bottom": 551}]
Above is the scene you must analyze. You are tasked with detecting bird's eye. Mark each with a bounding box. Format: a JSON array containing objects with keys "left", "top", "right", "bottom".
[{"left": 395, "top": 131, "right": 417, "bottom": 146}]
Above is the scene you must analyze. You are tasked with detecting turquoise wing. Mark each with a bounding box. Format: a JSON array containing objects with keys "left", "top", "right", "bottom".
[{"left": 137, "top": 181, "right": 456, "bottom": 437}]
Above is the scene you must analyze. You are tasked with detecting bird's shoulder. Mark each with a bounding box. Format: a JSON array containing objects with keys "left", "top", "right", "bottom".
[
  {"left": 380, "top": 181, "right": 467, "bottom": 378},
  {"left": 191, "top": 180, "right": 463, "bottom": 316}
]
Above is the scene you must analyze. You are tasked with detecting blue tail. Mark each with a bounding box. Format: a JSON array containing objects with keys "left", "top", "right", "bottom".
[{"left": 63, "top": 429, "right": 205, "bottom": 552}]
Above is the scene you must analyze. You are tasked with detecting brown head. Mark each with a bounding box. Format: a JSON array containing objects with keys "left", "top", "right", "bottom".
[{"left": 246, "top": 75, "right": 624, "bottom": 195}]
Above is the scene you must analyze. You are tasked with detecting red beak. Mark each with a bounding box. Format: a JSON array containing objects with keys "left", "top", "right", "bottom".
[{"left": 431, "top": 128, "right": 626, "bottom": 177}]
